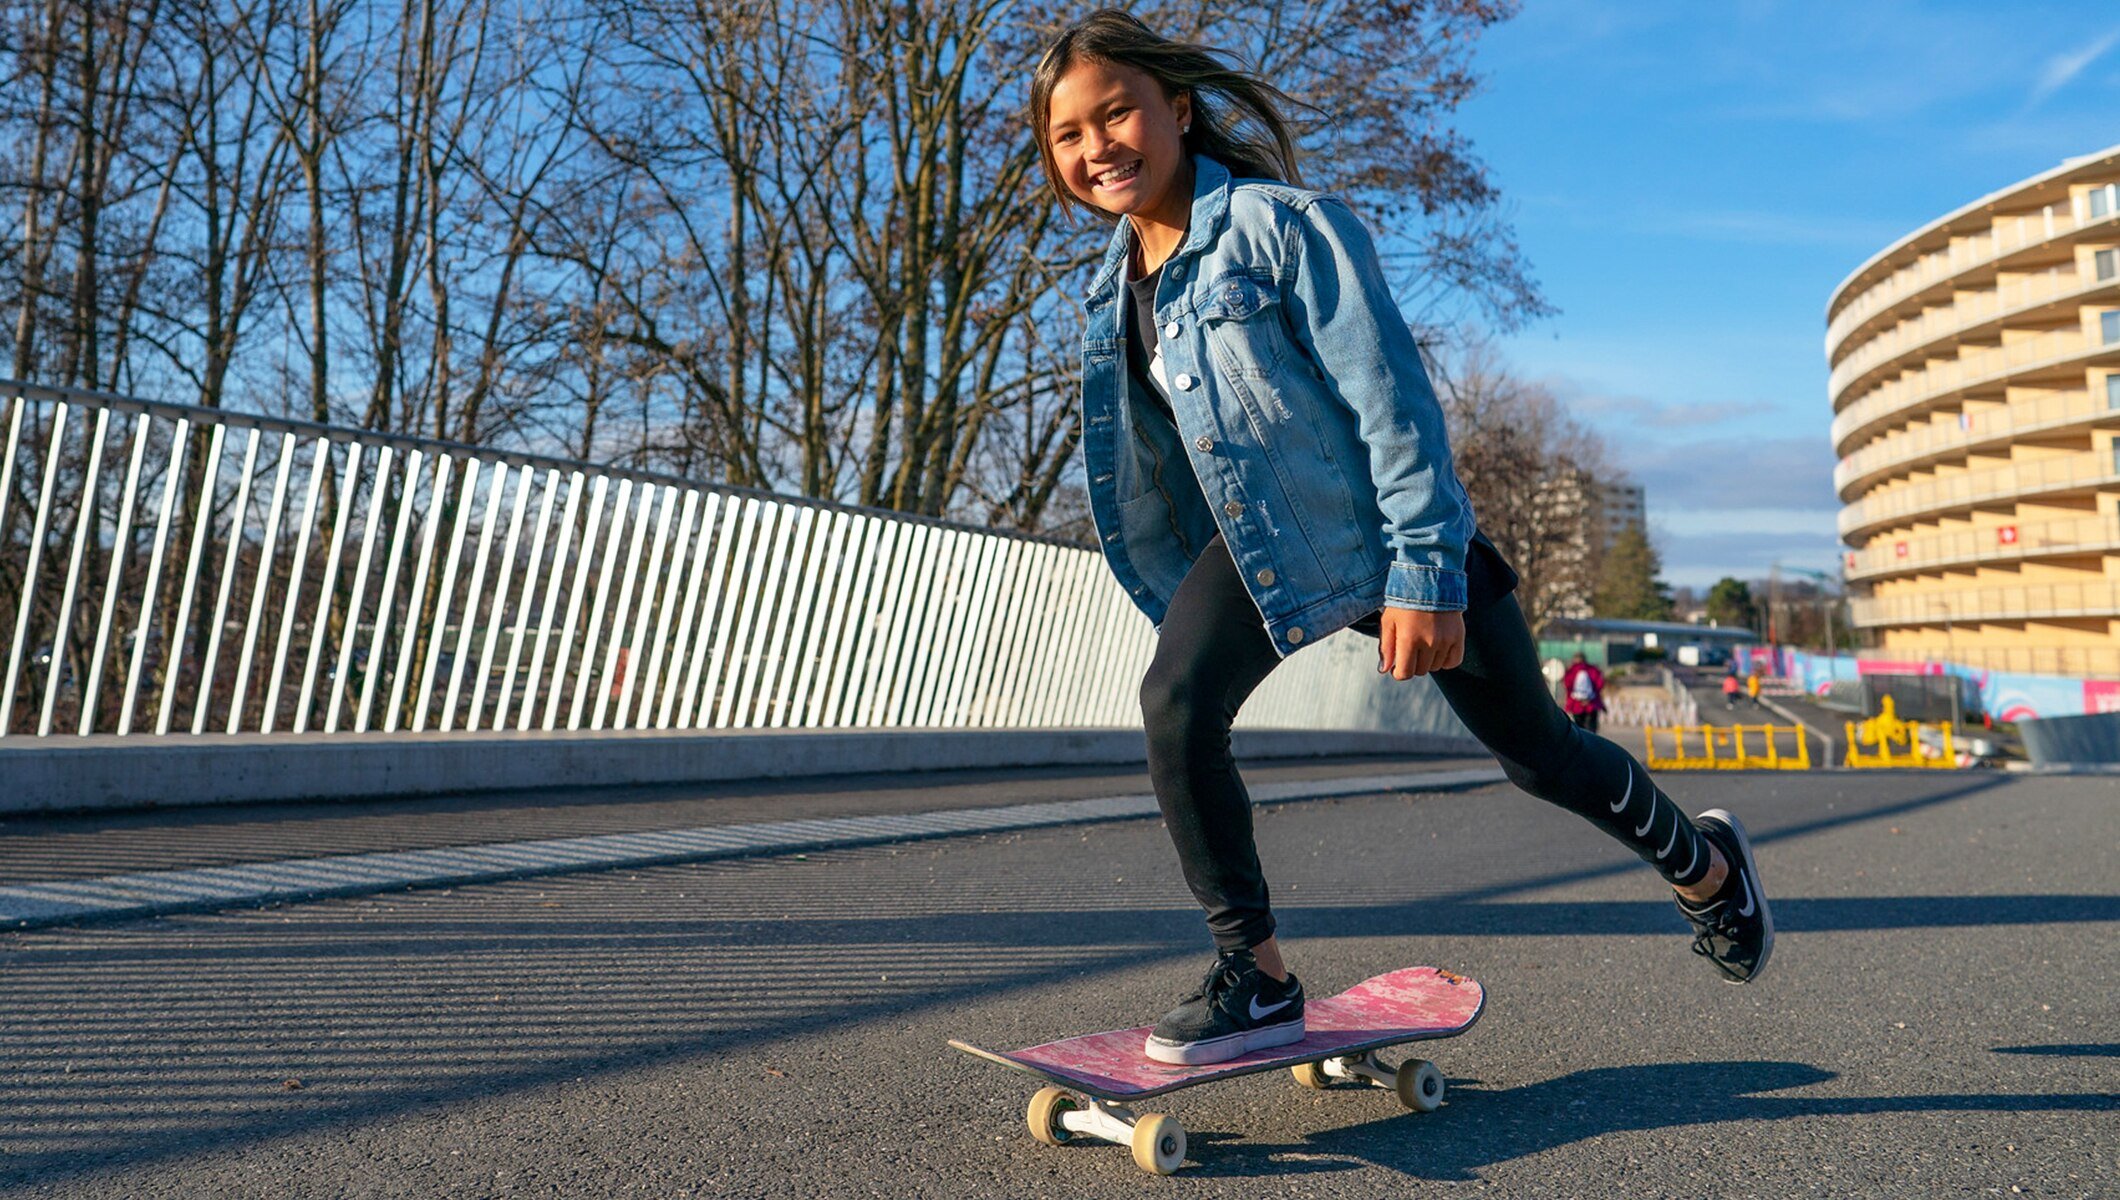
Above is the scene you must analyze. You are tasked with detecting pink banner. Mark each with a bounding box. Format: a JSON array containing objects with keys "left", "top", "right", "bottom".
[{"left": 1857, "top": 658, "right": 1943, "bottom": 675}]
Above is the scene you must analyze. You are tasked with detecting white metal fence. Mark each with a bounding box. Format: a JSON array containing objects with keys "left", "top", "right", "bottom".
[{"left": 0, "top": 380, "right": 1454, "bottom": 741}]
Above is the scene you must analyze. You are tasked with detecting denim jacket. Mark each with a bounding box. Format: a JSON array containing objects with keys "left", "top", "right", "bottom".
[{"left": 1079, "top": 151, "right": 1479, "bottom": 658}]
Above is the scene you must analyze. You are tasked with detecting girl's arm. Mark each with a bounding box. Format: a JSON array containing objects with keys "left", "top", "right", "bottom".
[{"left": 1280, "top": 194, "right": 1476, "bottom": 613}]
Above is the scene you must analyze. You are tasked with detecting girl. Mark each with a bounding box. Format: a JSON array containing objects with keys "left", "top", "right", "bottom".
[
  {"left": 1562, "top": 652, "right": 1607, "bottom": 732},
  {"left": 1029, "top": 10, "right": 1772, "bottom": 1066}
]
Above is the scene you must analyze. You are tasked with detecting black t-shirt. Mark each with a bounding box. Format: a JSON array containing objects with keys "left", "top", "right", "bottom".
[{"left": 1124, "top": 264, "right": 1174, "bottom": 423}]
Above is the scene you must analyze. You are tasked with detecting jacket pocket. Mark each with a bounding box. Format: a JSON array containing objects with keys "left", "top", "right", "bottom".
[{"left": 1195, "top": 273, "right": 1287, "bottom": 384}]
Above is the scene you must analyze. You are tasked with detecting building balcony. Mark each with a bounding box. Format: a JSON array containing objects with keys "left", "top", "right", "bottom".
[
  {"left": 1838, "top": 451, "right": 2120, "bottom": 540},
  {"left": 1828, "top": 263, "right": 2118, "bottom": 404},
  {"left": 1834, "top": 387, "right": 2120, "bottom": 500},
  {"left": 1846, "top": 513, "right": 2120, "bottom": 582},
  {"left": 1851, "top": 580, "right": 2120, "bottom": 626},
  {"left": 1826, "top": 190, "right": 2120, "bottom": 360},
  {"left": 1831, "top": 323, "right": 2120, "bottom": 456}
]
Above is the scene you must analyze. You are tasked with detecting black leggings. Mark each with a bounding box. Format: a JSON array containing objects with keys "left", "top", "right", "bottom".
[{"left": 1141, "top": 531, "right": 1713, "bottom": 953}]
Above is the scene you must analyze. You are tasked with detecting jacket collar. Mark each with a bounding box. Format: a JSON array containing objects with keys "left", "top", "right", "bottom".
[{"left": 1086, "top": 151, "right": 1233, "bottom": 302}]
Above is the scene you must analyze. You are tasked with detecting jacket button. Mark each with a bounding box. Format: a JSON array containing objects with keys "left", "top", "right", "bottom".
[
  {"left": 1093, "top": 472, "right": 1113, "bottom": 483},
  {"left": 1256, "top": 568, "right": 1275, "bottom": 586},
  {"left": 1164, "top": 321, "right": 1180, "bottom": 339},
  {"left": 1286, "top": 625, "right": 1304, "bottom": 644},
  {"left": 1223, "top": 500, "right": 1243, "bottom": 517},
  {"left": 1175, "top": 373, "right": 1197, "bottom": 390},
  {"left": 1194, "top": 435, "right": 1214, "bottom": 452},
  {"left": 1170, "top": 263, "right": 1186, "bottom": 279}
]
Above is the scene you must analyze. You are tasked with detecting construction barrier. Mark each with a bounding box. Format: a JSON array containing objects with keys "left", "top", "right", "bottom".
[
  {"left": 1844, "top": 694, "right": 1958, "bottom": 769},
  {"left": 1643, "top": 724, "right": 1813, "bottom": 771}
]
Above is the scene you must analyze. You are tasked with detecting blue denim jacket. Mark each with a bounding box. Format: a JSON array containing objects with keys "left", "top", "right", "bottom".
[{"left": 1079, "top": 151, "right": 1479, "bottom": 658}]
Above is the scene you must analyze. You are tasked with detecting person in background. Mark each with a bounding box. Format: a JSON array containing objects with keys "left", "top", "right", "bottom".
[
  {"left": 1746, "top": 671, "right": 1763, "bottom": 706},
  {"left": 1561, "top": 652, "right": 1606, "bottom": 732},
  {"left": 1722, "top": 672, "right": 1742, "bottom": 710}
]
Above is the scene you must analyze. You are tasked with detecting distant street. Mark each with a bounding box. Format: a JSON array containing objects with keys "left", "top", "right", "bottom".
[
  {"left": 3, "top": 760, "right": 2113, "bottom": 1197},
  {"left": 1670, "top": 663, "right": 1852, "bottom": 766}
]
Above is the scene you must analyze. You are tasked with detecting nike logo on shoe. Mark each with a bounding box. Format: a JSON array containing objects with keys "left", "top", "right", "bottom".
[
  {"left": 1249, "top": 996, "right": 1293, "bottom": 1020},
  {"left": 1736, "top": 882, "right": 1756, "bottom": 918}
]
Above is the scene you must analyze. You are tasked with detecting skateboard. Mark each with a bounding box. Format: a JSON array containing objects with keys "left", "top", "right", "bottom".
[{"left": 950, "top": 965, "right": 1483, "bottom": 1175}]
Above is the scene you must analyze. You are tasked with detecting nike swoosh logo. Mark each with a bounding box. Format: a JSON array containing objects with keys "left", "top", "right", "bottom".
[
  {"left": 1635, "top": 812, "right": 1654, "bottom": 838},
  {"left": 1656, "top": 820, "right": 1679, "bottom": 860},
  {"left": 1736, "top": 880, "right": 1757, "bottom": 918},
  {"left": 1249, "top": 996, "right": 1293, "bottom": 1020},
  {"left": 1609, "top": 768, "right": 1633, "bottom": 814}
]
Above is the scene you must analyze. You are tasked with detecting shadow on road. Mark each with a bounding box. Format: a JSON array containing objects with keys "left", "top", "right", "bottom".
[
  {"left": 1180, "top": 1061, "right": 2118, "bottom": 1181},
  {"left": 1990, "top": 1043, "right": 2119, "bottom": 1058}
]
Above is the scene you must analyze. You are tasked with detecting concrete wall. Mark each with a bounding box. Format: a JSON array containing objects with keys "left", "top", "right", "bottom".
[
  {"left": 0, "top": 727, "right": 1485, "bottom": 815},
  {"left": 2016, "top": 711, "right": 2120, "bottom": 766}
]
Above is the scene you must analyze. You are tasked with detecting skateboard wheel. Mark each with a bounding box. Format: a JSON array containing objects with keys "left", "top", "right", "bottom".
[
  {"left": 1026, "top": 1086, "right": 1077, "bottom": 1146},
  {"left": 1131, "top": 1112, "right": 1185, "bottom": 1175},
  {"left": 1396, "top": 1059, "right": 1445, "bottom": 1112},
  {"left": 1291, "top": 1061, "right": 1333, "bottom": 1090}
]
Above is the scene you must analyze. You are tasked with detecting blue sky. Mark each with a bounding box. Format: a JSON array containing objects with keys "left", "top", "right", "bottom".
[{"left": 1450, "top": 1, "right": 2120, "bottom": 591}]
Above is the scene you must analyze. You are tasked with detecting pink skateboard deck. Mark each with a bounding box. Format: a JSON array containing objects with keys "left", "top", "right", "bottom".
[{"left": 951, "top": 965, "right": 1483, "bottom": 1102}]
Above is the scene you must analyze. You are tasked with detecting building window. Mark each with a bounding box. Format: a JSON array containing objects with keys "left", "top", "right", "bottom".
[
  {"left": 2096, "top": 187, "right": 2117, "bottom": 219},
  {"left": 2110, "top": 373, "right": 2120, "bottom": 410},
  {"left": 2105, "top": 311, "right": 2120, "bottom": 344},
  {"left": 2101, "top": 248, "right": 2120, "bottom": 281}
]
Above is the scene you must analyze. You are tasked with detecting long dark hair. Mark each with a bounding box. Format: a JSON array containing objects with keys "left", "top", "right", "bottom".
[{"left": 1027, "top": 9, "right": 1317, "bottom": 224}]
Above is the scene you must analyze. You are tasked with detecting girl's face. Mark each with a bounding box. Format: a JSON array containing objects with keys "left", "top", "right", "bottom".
[{"left": 1045, "top": 57, "right": 1192, "bottom": 221}]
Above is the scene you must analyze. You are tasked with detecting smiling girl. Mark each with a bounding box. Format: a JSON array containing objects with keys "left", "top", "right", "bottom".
[{"left": 1029, "top": 10, "right": 1774, "bottom": 1066}]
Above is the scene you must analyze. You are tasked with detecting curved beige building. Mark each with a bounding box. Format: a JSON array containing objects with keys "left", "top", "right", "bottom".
[{"left": 1829, "top": 145, "right": 2120, "bottom": 678}]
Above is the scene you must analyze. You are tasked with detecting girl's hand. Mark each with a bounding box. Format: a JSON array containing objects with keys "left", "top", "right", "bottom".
[{"left": 1378, "top": 606, "right": 1465, "bottom": 679}]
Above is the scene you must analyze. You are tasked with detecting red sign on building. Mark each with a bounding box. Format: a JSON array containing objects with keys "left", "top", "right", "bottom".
[
  {"left": 1895, "top": 541, "right": 1908, "bottom": 558},
  {"left": 1997, "top": 524, "right": 2017, "bottom": 545}
]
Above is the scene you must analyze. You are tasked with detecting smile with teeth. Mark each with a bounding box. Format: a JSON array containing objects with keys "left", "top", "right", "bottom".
[{"left": 1095, "top": 160, "right": 1141, "bottom": 188}]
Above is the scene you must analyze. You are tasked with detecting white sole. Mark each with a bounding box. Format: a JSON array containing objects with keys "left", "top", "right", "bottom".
[{"left": 1143, "top": 1016, "right": 1305, "bottom": 1065}]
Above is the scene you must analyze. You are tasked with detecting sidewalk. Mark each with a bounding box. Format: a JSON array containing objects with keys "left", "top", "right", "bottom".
[{"left": 0, "top": 756, "right": 1507, "bottom": 930}]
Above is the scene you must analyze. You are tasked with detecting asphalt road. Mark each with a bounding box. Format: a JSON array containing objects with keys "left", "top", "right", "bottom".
[
  {"left": 0, "top": 753, "right": 1500, "bottom": 883},
  {"left": 3, "top": 767, "right": 2114, "bottom": 1198}
]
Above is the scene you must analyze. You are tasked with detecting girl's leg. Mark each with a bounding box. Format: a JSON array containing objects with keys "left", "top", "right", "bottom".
[
  {"left": 1139, "top": 531, "right": 1287, "bottom": 954},
  {"left": 1429, "top": 592, "right": 1715, "bottom": 890}
]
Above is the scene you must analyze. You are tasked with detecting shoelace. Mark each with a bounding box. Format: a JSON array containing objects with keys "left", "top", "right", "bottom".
[
  {"left": 1185, "top": 955, "right": 1254, "bottom": 1017},
  {"left": 1687, "top": 903, "right": 1747, "bottom": 958}
]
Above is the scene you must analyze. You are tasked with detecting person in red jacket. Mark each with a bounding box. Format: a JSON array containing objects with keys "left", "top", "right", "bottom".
[{"left": 1561, "top": 652, "right": 1606, "bottom": 732}]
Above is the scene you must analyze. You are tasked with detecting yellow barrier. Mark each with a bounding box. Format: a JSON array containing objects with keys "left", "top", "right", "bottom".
[
  {"left": 1843, "top": 695, "right": 1958, "bottom": 768},
  {"left": 1642, "top": 724, "right": 1814, "bottom": 770}
]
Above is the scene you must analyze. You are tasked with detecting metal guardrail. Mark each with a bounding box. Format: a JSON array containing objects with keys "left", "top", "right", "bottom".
[
  {"left": 1642, "top": 724, "right": 1813, "bottom": 771},
  {"left": 0, "top": 380, "right": 1443, "bottom": 740}
]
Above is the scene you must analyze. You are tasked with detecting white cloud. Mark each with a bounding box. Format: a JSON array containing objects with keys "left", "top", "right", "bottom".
[{"left": 2026, "top": 27, "right": 2120, "bottom": 109}]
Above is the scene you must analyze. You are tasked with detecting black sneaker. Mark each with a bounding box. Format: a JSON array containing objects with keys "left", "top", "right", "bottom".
[
  {"left": 1144, "top": 949, "right": 1305, "bottom": 1065},
  {"left": 1676, "top": 808, "right": 1774, "bottom": 984}
]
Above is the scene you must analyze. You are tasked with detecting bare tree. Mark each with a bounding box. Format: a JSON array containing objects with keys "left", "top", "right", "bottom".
[{"left": 1428, "top": 337, "right": 1612, "bottom": 635}]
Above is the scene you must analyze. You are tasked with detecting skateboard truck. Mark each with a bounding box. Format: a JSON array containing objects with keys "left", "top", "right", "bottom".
[
  {"left": 1292, "top": 1049, "right": 1447, "bottom": 1112},
  {"left": 1028, "top": 1089, "right": 1186, "bottom": 1175}
]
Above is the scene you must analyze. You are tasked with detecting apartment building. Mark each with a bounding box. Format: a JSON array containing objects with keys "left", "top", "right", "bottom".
[
  {"left": 1599, "top": 480, "right": 1646, "bottom": 547},
  {"left": 1828, "top": 145, "right": 2120, "bottom": 678}
]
